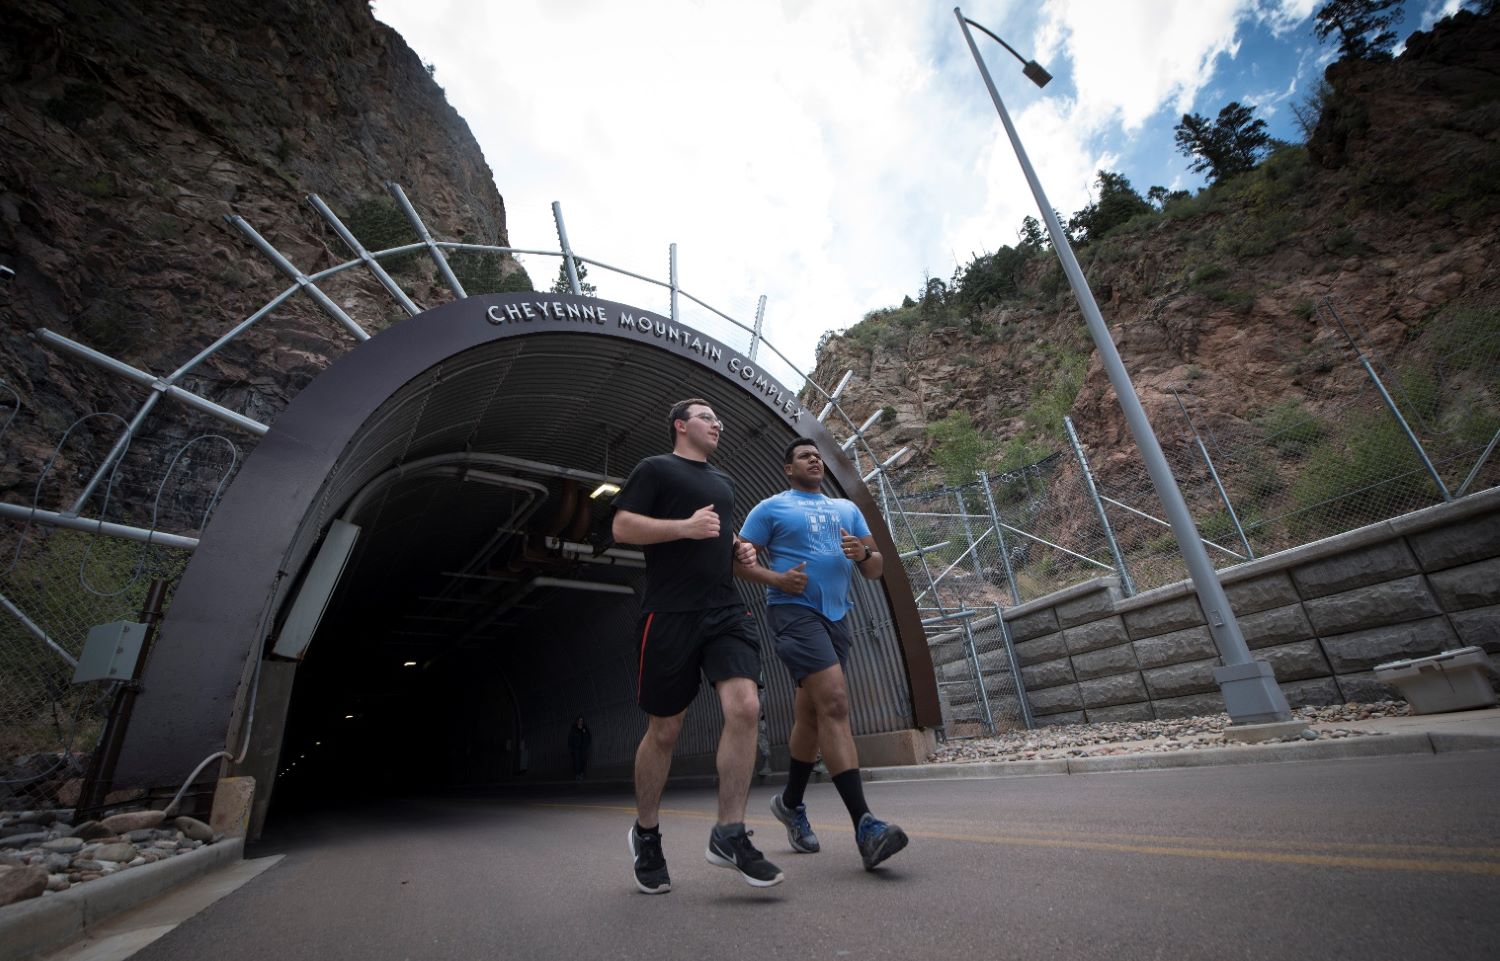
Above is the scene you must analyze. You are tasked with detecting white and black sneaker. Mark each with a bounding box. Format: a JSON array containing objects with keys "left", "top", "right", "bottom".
[
  {"left": 705, "top": 823, "right": 785, "bottom": 887},
  {"left": 629, "top": 824, "right": 671, "bottom": 894}
]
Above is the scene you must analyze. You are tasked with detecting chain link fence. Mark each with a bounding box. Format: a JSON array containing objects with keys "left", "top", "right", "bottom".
[
  {"left": 1, "top": 398, "right": 230, "bottom": 809},
  {"left": 871, "top": 296, "right": 1500, "bottom": 733}
]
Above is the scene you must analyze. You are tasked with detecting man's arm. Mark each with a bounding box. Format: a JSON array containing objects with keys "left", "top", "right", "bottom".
[
  {"left": 841, "top": 528, "right": 884, "bottom": 579},
  {"left": 733, "top": 540, "right": 808, "bottom": 594},
  {"left": 612, "top": 505, "right": 720, "bottom": 545}
]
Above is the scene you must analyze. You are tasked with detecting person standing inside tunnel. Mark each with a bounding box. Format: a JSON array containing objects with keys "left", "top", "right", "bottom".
[
  {"left": 568, "top": 715, "right": 591, "bottom": 781},
  {"left": 612, "top": 398, "right": 784, "bottom": 894},
  {"left": 736, "top": 437, "right": 909, "bottom": 870}
]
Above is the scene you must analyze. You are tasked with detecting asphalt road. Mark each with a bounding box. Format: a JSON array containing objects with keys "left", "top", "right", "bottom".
[{"left": 130, "top": 751, "right": 1500, "bottom": 961}]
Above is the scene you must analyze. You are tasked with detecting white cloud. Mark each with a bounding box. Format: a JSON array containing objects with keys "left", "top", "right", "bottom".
[
  {"left": 1258, "top": 0, "right": 1319, "bottom": 36},
  {"left": 373, "top": 0, "right": 1319, "bottom": 383},
  {"left": 1034, "top": 0, "right": 1252, "bottom": 131}
]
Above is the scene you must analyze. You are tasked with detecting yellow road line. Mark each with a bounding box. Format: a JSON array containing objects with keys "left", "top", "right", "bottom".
[
  {"left": 906, "top": 818, "right": 1500, "bottom": 858},
  {"left": 532, "top": 802, "right": 1500, "bottom": 876}
]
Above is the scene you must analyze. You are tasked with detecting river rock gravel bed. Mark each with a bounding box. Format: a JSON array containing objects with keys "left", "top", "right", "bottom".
[
  {"left": 0, "top": 808, "right": 219, "bottom": 908},
  {"left": 928, "top": 701, "right": 1410, "bottom": 764}
]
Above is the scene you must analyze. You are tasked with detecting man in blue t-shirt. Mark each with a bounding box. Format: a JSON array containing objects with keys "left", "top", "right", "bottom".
[{"left": 737, "top": 437, "right": 909, "bottom": 870}]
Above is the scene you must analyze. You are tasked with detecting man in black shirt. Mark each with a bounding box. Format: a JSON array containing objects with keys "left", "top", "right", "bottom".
[{"left": 613, "top": 398, "right": 785, "bottom": 894}]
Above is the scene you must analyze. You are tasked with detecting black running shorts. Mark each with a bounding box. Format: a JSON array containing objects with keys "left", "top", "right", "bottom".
[
  {"left": 635, "top": 604, "right": 762, "bottom": 717},
  {"left": 767, "top": 604, "right": 851, "bottom": 684}
]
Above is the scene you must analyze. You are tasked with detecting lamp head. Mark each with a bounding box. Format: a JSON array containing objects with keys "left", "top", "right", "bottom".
[{"left": 1023, "top": 60, "right": 1052, "bottom": 88}]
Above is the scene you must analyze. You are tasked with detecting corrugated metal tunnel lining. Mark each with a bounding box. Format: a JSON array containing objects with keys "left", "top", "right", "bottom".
[
  {"left": 109, "top": 294, "right": 935, "bottom": 825},
  {"left": 280, "top": 332, "right": 915, "bottom": 793}
]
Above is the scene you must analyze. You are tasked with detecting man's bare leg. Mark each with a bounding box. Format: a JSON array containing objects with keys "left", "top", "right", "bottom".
[
  {"left": 801, "top": 664, "right": 857, "bottom": 774},
  {"left": 706, "top": 677, "right": 785, "bottom": 886},
  {"left": 634, "top": 710, "right": 684, "bottom": 829},
  {"left": 787, "top": 684, "right": 821, "bottom": 764},
  {"left": 713, "top": 676, "right": 760, "bottom": 824}
]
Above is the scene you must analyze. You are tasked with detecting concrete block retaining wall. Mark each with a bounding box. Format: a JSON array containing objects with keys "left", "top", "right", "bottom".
[{"left": 942, "top": 487, "right": 1500, "bottom": 727}]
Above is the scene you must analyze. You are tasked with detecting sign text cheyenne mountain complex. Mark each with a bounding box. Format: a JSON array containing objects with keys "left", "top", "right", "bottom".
[{"left": 485, "top": 299, "right": 805, "bottom": 420}]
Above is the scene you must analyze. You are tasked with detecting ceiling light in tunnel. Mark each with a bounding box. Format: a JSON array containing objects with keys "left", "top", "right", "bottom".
[
  {"left": 344, "top": 714, "right": 354, "bottom": 719},
  {"left": 403, "top": 660, "right": 417, "bottom": 667},
  {"left": 590, "top": 482, "right": 621, "bottom": 500}
]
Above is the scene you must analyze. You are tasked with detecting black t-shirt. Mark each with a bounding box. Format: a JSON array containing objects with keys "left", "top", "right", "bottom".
[{"left": 613, "top": 453, "right": 739, "bottom": 612}]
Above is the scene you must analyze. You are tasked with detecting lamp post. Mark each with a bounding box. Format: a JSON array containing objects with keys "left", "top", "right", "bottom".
[{"left": 953, "top": 8, "right": 1292, "bottom": 725}]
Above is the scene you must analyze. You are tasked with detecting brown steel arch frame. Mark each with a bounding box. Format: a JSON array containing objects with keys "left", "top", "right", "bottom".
[{"left": 111, "top": 293, "right": 938, "bottom": 795}]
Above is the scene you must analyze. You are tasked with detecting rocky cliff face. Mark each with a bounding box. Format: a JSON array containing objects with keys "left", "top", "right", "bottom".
[
  {"left": 811, "top": 9, "right": 1500, "bottom": 481},
  {"left": 0, "top": 0, "right": 515, "bottom": 507}
]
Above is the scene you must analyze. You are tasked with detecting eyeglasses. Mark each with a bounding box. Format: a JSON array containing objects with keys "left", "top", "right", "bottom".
[{"left": 687, "top": 412, "right": 724, "bottom": 429}]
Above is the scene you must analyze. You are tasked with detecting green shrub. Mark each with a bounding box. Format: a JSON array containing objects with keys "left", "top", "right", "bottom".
[
  {"left": 928, "top": 410, "right": 998, "bottom": 486},
  {"left": 1201, "top": 286, "right": 1256, "bottom": 312},
  {"left": 344, "top": 197, "right": 422, "bottom": 272},
  {"left": 1022, "top": 348, "right": 1087, "bottom": 439},
  {"left": 1288, "top": 413, "right": 1437, "bottom": 535},
  {"left": 954, "top": 246, "right": 1029, "bottom": 311},
  {"left": 1255, "top": 399, "right": 1325, "bottom": 456},
  {"left": 1188, "top": 264, "right": 1229, "bottom": 287},
  {"left": 447, "top": 250, "right": 531, "bottom": 295}
]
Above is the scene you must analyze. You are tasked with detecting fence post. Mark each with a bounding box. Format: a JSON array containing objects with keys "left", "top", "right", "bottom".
[
  {"left": 387, "top": 182, "right": 467, "bottom": 299},
  {"left": 668, "top": 243, "right": 679, "bottom": 325},
  {"left": 954, "top": 489, "right": 996, "bottom": 733},
  {"left": 962, "top": 618, "right": 996, "bottom": 733},
  {"left": 1174, "top": 391, "right": 1254, "bottom": 561},
  {"left": 1458, "top": 425, "right": 1500, "bottom": 497},
  {"left": 75, "top": 578, "right": 170, "bottom": 818},
  {"left": 953, "top": 489, "right": 987, "bottom": 584},
  {"left": 1322, "top": 299, "right": 1451, "bottom": 502},
  {"left": 308, "top": 193, "right": 420, "bottom": 317},
  {"left": 995, "top": 602, "right": 1033, "bottom": 730},
  {"left": 750, "top": 295, "right": 766, "bottom": 361},
  {"left": 978, "top": 470, "right": 1022, "bottom": 605},
  {"left": 551, "top": 201, "right": 582, "bottom": 296},
  {"left": 1064, "top": 416, "right": 1136, "bottom": 595}
]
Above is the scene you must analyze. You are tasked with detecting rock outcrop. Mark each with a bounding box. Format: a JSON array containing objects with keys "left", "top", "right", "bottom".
[
  {"left": 811, "top": 10, "right": 1500, "bottom": 481},
  {"left": 0, "top": 0, "right": 517, "bottom": 509}
]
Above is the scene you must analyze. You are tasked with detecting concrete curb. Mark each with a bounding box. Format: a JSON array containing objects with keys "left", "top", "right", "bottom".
[
  {"left": 866, "top": 730, "right": 1500, "bottom": 782},
  {"left": 0, "top": 837, "right": 244, "bottom": 961},
  {"left": 527, "top": 730, "right": 1500, "bottom": 793}
]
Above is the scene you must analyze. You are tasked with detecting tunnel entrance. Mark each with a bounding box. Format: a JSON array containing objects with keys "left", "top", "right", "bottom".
[{"left": 109, "top": 294, "right": 936, "bottom": 833}]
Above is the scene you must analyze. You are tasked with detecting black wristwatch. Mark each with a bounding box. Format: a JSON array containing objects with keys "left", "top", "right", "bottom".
[{"left": 858, "top": 545, "right": 873, "bottom": 563}]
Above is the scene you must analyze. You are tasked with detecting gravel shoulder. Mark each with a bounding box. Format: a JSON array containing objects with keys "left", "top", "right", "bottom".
[{"left": 927, "top": 701, "right": 1410, "bottom": 764}]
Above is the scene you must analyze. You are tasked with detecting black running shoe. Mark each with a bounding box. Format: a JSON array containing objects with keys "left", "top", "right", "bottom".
[
  {"left": 628, "top": 825, "right": 671, "bottom": 894},
  {"left": 855, "top": 813, "right": 908, "bottom": 870},
  {"left": 770, "top": 793, "right": 820, "bottom": 853},
  {"left": 705, "top": 824, "right": 785, "bottom": 887}
]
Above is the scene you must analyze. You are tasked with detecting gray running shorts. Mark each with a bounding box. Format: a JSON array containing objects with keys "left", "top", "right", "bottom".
[{"left": 767, "top": 604, "right": 851, "bottom": 684}]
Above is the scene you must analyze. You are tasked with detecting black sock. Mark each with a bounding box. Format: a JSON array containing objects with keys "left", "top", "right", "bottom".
[
  {"left": 635, "top": 821, "right": 659, "bottom": 836},
  {"left": 832, "top": 769, "right": 869, "bottom": 828},
  {"left": 783, "top": 757, "right": 815, "bottom": 808}
]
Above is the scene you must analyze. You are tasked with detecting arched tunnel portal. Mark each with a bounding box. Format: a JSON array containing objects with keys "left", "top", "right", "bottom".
[{"left": 110, "top": 293, "right": 938, "bottom": 834}]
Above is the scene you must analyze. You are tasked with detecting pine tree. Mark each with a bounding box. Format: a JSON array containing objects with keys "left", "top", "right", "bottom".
[
  {"left": 1314, "top": 0, "right": 1405, "bottom": 61},
  {"left": 550, "top": 259, "right": 597, "bottom": 296},
  {"left": 1173, "top": 102, "right": 1271, "bottom": 183}
]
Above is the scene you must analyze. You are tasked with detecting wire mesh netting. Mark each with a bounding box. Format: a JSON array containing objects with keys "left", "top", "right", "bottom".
[
  {"left": 1, "top": 400, "right": 230, "bottom": 808},
  {"left": 0, "top": 526, "right": 190, "bottom": 808},
  {"left": 866, "top": 295, "right": 1500, "bottom": 731}
]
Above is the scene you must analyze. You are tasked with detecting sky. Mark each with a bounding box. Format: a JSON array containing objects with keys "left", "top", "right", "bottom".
[{"left": 373, "top": 0, "right": 1465, "bottom": 388}]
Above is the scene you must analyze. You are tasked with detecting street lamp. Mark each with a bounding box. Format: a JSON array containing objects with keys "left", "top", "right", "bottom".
[{"left": 953, "top": 8, "right": 1293, "bottom": 726}]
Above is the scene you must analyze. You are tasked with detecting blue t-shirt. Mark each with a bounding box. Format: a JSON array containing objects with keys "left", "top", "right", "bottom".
[{"left": 740, "top": 489, "right": 872, "bottom": 622}]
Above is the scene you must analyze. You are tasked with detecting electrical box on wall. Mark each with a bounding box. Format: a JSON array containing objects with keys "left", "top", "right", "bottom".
[{"left": 73, "top": 620, "right": 148, "bottom": 684}]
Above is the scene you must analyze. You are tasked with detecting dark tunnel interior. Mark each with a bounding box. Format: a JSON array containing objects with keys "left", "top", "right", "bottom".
[
  {"left": 258, "top": 332, "right": 851, "bottom": 819},
  {"left": 270, "top": 471, "right": 651, "bottom": 810}
]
